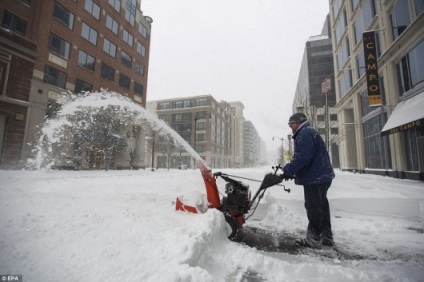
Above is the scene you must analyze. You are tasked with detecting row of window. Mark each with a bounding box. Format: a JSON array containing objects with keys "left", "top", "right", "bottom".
[
  {"left": 159, "top": 98, "right": 209, "bottom": 110},
  {"left": 52, "top": 2, "right": 147, "bottom": 56},
  {"left": 397, "top": 39, "right": 424, "bottom": 95},
  {"left": 44, "top": 63, "right": 144, "bottom": 97},
  {"left": 335, "top": 0, "right": 423, "bottom": 99}
]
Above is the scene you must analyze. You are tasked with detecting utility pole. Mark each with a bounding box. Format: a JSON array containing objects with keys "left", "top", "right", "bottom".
[{"left": 321, "top": 77, "right": 331, "bottom": 152}]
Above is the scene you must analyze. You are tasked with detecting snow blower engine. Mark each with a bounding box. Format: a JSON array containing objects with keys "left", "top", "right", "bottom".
[{"left": 220, "top": 173, "right": 251, "bottom": 214}]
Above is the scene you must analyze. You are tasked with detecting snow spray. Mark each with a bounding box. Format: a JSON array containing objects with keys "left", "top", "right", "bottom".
[{"left": 27, "top": 90, "right": 202, "bottom": 170}]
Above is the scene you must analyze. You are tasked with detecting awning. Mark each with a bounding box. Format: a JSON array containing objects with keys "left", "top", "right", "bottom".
[{"left": 381, "top": 92, "right": 424, "bottom": 136}]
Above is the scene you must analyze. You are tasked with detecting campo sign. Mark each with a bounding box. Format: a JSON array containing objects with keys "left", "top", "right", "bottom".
[{"left": 363, "top": 31, "right": 382, "bottom": 107}]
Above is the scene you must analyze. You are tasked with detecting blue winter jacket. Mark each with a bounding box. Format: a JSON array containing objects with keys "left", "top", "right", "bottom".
[{"left": 283, "top": 121, "right": 335, "bottom": 185}]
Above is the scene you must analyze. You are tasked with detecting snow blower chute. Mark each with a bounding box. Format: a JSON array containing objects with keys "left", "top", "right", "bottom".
[{"left": 176, "top": 160, "right": 291, "bottom": 239}]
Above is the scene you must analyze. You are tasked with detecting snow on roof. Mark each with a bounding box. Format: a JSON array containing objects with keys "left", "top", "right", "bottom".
[{"left": 307, "top": 35, "right": 329, "bottom": 42}]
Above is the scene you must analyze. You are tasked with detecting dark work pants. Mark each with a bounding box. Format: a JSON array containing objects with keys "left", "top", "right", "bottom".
[{"left": 303, "top": 181, "right": 333, "bottom": 241}]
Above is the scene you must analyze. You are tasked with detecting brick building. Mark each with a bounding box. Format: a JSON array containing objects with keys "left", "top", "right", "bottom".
[{"left": 0, "top": 0, "right": 152, "bottom": 169}]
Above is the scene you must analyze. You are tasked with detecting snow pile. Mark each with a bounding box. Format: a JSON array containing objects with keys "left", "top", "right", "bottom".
[{"left": 1, "top": 168, "right": 423, "bottom": 281}]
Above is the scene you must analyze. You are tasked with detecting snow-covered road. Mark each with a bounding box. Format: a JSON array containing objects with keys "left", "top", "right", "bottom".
[{"left": 1, "top": 168, "right": 423, "bottom": 281}]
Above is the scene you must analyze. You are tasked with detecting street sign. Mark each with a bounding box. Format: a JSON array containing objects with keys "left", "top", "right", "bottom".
[{"left": 321, "top": 77, "right": 331, "bottom": 94}]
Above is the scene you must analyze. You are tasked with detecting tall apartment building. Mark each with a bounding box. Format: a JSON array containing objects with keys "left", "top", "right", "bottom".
[
  {"left": 228, "top": 101, "right": 245, "bottom": 168},
  {"left": 0, "top": 0, "right": 152, "bottom": 169},
  {"left": 292, "top": 17, "right": 340, "bottom": 168},
  {"left": 330, "top": 0, "right": 424, "bottom": 180},
  {"left": 243, "top": 120, "right": 261, "bottom": 167}
]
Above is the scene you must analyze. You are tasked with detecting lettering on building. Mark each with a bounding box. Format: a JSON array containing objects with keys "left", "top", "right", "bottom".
[{"left": 363, "top": 31, "right": 382, "bottom": 107}]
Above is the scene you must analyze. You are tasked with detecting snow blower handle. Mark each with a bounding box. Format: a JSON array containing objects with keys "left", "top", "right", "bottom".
[{"left": 272, "top": 164, "right": 283, "bottom": 174}]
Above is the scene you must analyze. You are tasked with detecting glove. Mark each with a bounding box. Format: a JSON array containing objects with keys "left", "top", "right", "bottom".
[{"left": 279, "top": 173, "right": 293, "bottom": 181}]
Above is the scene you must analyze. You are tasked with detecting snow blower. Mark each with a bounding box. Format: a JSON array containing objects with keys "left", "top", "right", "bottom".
[{"left": 176, "top": 160, "right": 291, "bottom": 239}]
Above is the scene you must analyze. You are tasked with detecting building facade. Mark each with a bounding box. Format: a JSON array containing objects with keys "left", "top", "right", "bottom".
[
  {"left": 292, "top": 28, "right": 340, "bottom": 168},
  {"left": 147, "top": 95, "right": 238, "bottom": 169},
  {"left": 329, "top": 0, "right": 424, "bottom": 180},
  {"left": 147, "top": 95, "right": 265, "bottom": 169},
  {"left": 243, "top": 120, "right": 261, "bottom": 167},
  {"left": 228, "top": 101, "right": 245, "bottom": 168},
  {"left": 0, "top": 0, "right": 152, "bottom": 169}
]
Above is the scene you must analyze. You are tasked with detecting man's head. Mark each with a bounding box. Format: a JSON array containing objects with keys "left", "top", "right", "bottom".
[{"left": 288, "top": 113, "right": 307, "bottom": 133}]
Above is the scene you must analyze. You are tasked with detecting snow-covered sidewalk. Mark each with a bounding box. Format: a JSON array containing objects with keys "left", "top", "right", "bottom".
[{"left": 1, "top": 168, "right": 423, "bottom": 281}]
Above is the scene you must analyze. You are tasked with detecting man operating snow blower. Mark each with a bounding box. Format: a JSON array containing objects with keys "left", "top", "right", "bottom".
[{"left": 280, "top": 113, "right": 335, "bottom": 249}]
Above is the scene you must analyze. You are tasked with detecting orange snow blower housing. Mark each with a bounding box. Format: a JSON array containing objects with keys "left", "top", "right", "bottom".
[
  {"left": 176, "top": 160, "right": 221, "bottom": 211},
  {"left": 176, "top": 160, "right": 290, "bottom": 239}
]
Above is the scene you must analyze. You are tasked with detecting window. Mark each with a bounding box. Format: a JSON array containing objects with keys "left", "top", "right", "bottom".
[
  {"left": 356, "top": 49, "right": 365, "bottom": 79},
  {"left": 103, "top": 38, "right": 117, "bottom": 57},
  {"left": 135, "top": 62, "right": 144, "bottom": 76},
  {"left": 122, "top": 30, "right": 134, "bottom": 47},
  {"left": 136, "top": 42, "right": 146, "bottom": 57},
  {"left": 351, "top": 0, "right": 360, "bottom": 11},
  {"left": 196, "top": 98, "right": 208, "bottom": 106},
  {"left": 353, "top": 13, "right": 364, "bottom": 45},
  {"left": 159, "top": 102, "right": 170, "bottom": 109},
  {"left": 125, "top": 0, "right": 136, "bottom": 26},
  {"left": 53, "top": 2, "right": 74, "bottom": 29},
  {"left": 331, "top": 128, "right": 339, "bottom": 134},
  {"left": 196, "top": 122, "right": 206, "bottom": 130},
  {"left": 363, "top": 0, "right": 376, "bottom": 29},
  {"left": 330, "top": 114, "right": 338, "bottom": 121},
  {"left": 101, "top": 63, "right": 115, "bottom": 81},
  {"left": 195, "top": 111, "right": 208, "bottom": 119},
  {"left": 119, "top": 73, "right": 130, "bottom": 89},
  {"left": 334, "top": 9, "right": 347, "bottom": 44},
  {"left": 174, "top": 101, "right": 183, "bottom": 108},
  {"left": 77, "top": 50, "right": 95, "bottom": 71},
  {"left": 134, "top": 82, "right": 143, "bottom": 97},
  {"left": 173, "top": 113, "right": 192, "bottom": 121},
  {"left": 405, "top": 129, "right": 420, "bottom": 171},
  {"left": 108, "top": 0, "right": 121, "bottom": 12},
  {"left": 196, "top": 133, "right": 206, "bottom": 142},
  {"left": 336, "top": 38, "right": 350, "bottom": 71},
  {"left": 44, "top": 65, "right": 67, "bottom": 88},
  {"left": 397, "top": 40, "right": 424, "bottom": 95},
  {"left": 84, "top": 0, "right": 100, "bottom": 20},
  {"left": 48, "top": 33, "right": 71, "bottom": 59},
  {"left": 363, "top": 114, "right": 391, "bottom": 169},
  {"left": 390, "top": 0, "right": 411, "bottom": 41},
  {"left": 106, "top": 15, "right": 119, "bottom": 35},
  {"left": 184, "top": 101, "right": 192, "bottom": 108},
  {"left": 75, "top": 78, "right": 93, "bottom": 93},
  {"left": 81, "top": 22, "right": 97, "bottom": 45},
  {"left": 338, "top": 69, "right": 352, "bottom": 98},
  {"left": 121, "top": 51, "right": 132, "bottom": 68},
  {"left": 1, "top": 10, "right": 27, "bottom": 36},
  {"left": 416, "top": 0, "right": 424, "bottom": 16},
  {"left": 138, "top": 22, "right": 147, "bottom": 37}
]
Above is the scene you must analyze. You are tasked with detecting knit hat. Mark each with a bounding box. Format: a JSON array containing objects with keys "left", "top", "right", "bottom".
[{"left": 289, "top": 113, "right": 307, "bottom": 123}]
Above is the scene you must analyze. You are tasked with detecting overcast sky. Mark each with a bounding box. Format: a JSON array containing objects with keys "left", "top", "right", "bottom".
[{"left": 141, "top": 0, "right": 330, "bottom": 151}]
